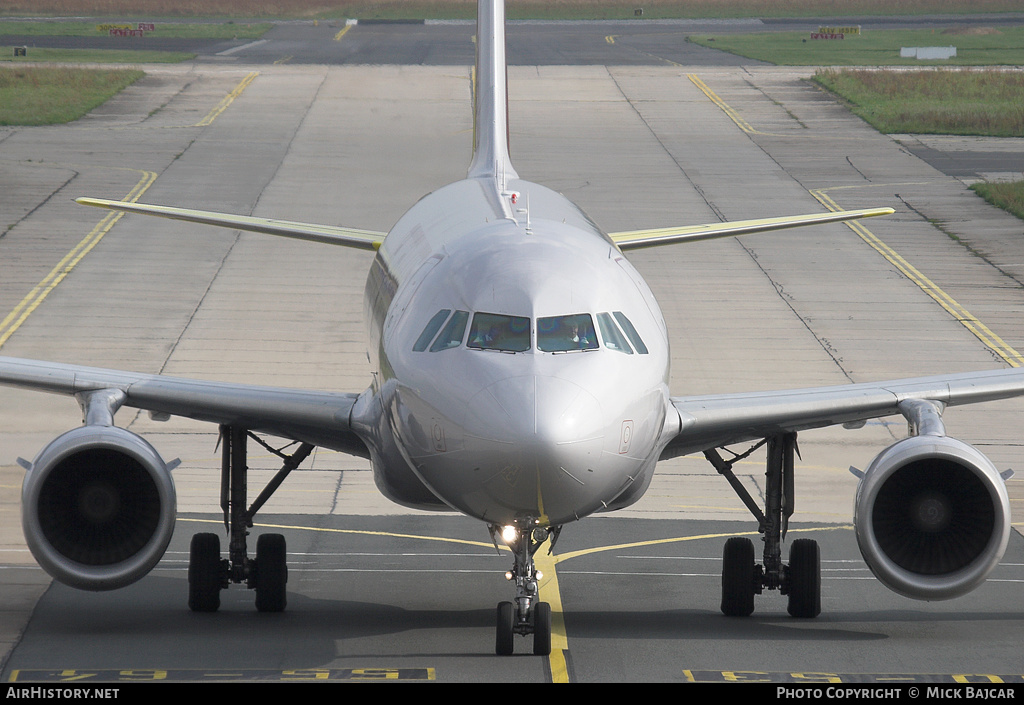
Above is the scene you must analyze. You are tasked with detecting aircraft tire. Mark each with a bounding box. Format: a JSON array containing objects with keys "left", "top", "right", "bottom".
[
  {"left": 188, "top": 532, "right": 222, "bottom": 613},
  {"left": 496, "top": 601, "right": 514, "bottom": 655},
  {"left": 255, "top": 533, "right": 288, "bottom": 613},
  {"left": 786, "top": 538, "right": 821, "bottom": 618},
  {"left": 532, "top": 601, "right": 552, "bottom": 656},
  {"left": 721, "top": 536, "right": 755, "bottom": 617}
]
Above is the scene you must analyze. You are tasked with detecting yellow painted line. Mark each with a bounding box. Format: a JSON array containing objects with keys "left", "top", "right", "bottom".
[
  {"left": 179, "top": 516, "right": 502, "bottom": 550},
  {"left": 606, "top": 35, "right": 617, "bottom": 44},
  {"left": 688, "top": 73, "right": 758, "bottom": 135},
  {"left": 189, "top": 515, "right": 578, "bottom": 679},
  {"left": 194, "top": 71, "right": 259, "bottom": 127},
  {"left": 183, "top": 516, "right": 848, "bottom": 681},
  {"left": 551, "top": 524, "right": 849, "bottom": 563},
  {"left": 0, "top": 170, "right": 158, "bottom": 351},
  {"left": 334, "top": 25, "right": 352, "bottom": 41},
  {"left": 688, "top": 73, "right": 1024, "bottom": 366},
  {"left": 810, "top": 188, "right": 1024, "bottom": 368},
  {"left": 534, "top": 548, "right": 570, "bottom": 682}
]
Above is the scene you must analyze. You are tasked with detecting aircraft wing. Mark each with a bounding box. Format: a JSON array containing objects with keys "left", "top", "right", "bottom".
[
  {"left": 76, "top": 198, "right": 387, "bottom": 252},
  {"left": 662, "top": 367, "right": 1024, "bottom": 459},
  {"left": 0, "top": 356, "right": 370, "bottom": 458},
  {"left": 609, "top": 207, "right": 894, "bottom": 251}
]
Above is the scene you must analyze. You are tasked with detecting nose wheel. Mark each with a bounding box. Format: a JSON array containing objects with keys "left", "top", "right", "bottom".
[{"left": 492, "top": 524, "right": 557, "bottom": 656}]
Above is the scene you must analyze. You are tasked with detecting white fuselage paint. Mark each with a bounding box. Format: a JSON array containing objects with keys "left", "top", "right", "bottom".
[{"left": 358, "top": 175, "right": 677, "bottom": 528}]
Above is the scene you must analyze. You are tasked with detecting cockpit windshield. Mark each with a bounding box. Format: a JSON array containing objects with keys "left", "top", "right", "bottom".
[
  {"left": 537, "top": 314, "right": 599, "bottom": 352},
  {"left": 429, "top": 310, "right": 469, "bottom": 351},
  {"left": 468, "top": 312, "right": 531, "bottom": 352},
  {"left": 596, "top": 312, "right": 632, "bottom": 354},
  {"left": 413, "top": 309, "right": 647, "bottom": 355}
]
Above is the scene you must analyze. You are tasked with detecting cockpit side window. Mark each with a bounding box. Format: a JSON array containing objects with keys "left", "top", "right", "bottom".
[
  {"left": 429, "top": 310, "right": 470, "bottom": 351},
  {"left": 613, "top": 311, "right": 649, "bottom": 354},
  {"left": 537, "top": 314, "right": 599, "bottom": 352},
  {"left": 468, "top": 312, "right": 531, "bottom": 352},
  {"left": 596, "top": 312, "right": 633, "bottom": 354},
  {"left": 413, "top": 309, "right": 452, "bottom": 352}
]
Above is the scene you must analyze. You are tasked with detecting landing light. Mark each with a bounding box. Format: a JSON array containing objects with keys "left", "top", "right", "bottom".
[
  {"left": 501, "top": 525, "right": 518, "bottom": 545},
  {"left": 504, "top": 570, "right": 542, "bottom": 580}
]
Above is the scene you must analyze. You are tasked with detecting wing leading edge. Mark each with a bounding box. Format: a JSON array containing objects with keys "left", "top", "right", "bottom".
[
  {"left": 610, "top": 207, "right": 894, "bottom": 251},
  {"left": 76, "top": 198, "right": 386, "bottom": 251},
  {"left": 663, "top": 366, "right": 1024, "bottom": 459},
  {"left": 0, "top": 356, "right": 369, "bottom": 458}
]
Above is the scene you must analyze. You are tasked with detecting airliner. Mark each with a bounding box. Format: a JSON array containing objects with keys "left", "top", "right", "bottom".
[{"left": 0, "top": 0, "right": 1020, "bottom": 657}]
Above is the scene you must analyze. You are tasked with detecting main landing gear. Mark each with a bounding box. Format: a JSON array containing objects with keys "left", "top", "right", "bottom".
[
  {"left": 490, "top": 523, "right": 560, "bottom": 656},
  {"left": 188, "top": 425, "right": 314, "bottom": 614},
  {"left": 704, "top": 432, "right": 821, "bottom": 619}
]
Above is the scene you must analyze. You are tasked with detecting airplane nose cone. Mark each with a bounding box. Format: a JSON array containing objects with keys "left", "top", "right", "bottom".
[
  {"left": 442, "top": 375, "right": 608, "bottom": 524},
  {"left": 467, "top": 375, "right": 602, "bottom": 450}
]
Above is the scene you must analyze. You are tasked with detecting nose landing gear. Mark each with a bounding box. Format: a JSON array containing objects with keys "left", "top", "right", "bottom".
[{"left": 491, "top": 523, "right": 558, "bottom": 656}]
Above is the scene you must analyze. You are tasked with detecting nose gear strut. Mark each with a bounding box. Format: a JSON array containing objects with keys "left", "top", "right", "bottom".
[{"left": 489, "top": 523, "right": 559, "bottom": 656}]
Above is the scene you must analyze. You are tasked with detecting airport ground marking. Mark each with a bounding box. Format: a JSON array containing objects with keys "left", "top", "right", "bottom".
[
  {"left": 550, "top": 524, "right": 849, "bottom": 564},
  {"left": 183, "top": 518, "right": 844, "bottom": 683},
  {"left": 534, "top": 548, "right": 571, "bottom": 683},
  {"left": 687, "top": 73, "right": 880, "bottom": 139},
  {"left": 194, "top": 71, "right": 259, "bottom": 127},
  {"left": 335, "top": 25, "right": 352, "bottom": 41},
  {"left": 810, "top": 187, "right": 1024, "bottom": 368},
  {"left": 184, "top": 516, "right": 572, "bottom": 680},
  {"left": 688, "top": 73, "right": 759, "bottom": 135},
  {"left": 688, "top": 73, "right": 1024, "bottom": 368},
  {"left": 179, "top": 516, "right": 500, "bottom": 550},
  {"left": 0, "top": 170, "right": 157, "bottom": 351}
]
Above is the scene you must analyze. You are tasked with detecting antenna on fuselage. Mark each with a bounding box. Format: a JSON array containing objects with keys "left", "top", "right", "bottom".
[{"left": 467, "top": 0, "right": 518, "bottom": 188}]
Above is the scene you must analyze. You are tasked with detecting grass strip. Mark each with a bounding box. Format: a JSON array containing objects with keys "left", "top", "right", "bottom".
[
  {"left": 0, "top": 47, "right": 194, "bottom": 63},
  {"left": 0, "top": 21, "right": 272, "bottom": 39},
  {"left": 812, "top": 69, "right": 1024, "bottom": 137},
  {"left": 689, "top": 27, "right": 1024, "bottom": 66},
  {"left": 971, "top": 181, "right": 1024, "bottom": 221},
  {"left": 0, "top": 66, "right": 144, "bottom": 125}
]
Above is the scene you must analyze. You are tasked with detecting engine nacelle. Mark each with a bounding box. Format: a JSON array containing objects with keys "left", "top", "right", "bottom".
[
  {"left": 21, "top": 425, "right": 176, "bottom": 591},
  {"left": 854, "top": 435, "right": 1010, "bottom": 601}
]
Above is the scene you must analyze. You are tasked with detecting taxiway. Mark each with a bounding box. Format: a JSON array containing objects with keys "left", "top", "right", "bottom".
[{"left": 1, "top": 22, "right": 1023, "bottom": 682}]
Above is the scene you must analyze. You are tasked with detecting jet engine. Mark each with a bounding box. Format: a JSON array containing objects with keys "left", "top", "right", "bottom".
[
  {"left": 21, "top": 425, "right": 176, "bottom": 591},
  {"left": 854, "top": 435, "right": 1010, "bottom": 601}
]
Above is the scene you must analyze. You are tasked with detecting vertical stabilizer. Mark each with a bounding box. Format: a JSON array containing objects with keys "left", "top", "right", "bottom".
[{"left": 467, "top": 0, "right": 518, "bottom": 183}]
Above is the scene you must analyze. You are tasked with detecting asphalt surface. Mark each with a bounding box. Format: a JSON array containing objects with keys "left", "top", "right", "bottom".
[
  {"left": 5, "top": 515, "right": 1024, "bottom": 683},
  {"left": 5, "top": 13, "right": 1024, "bottom": 66}
]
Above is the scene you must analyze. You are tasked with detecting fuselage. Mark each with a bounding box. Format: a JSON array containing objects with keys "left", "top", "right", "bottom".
[{"left": 357, "top": 174, "right": 677, "bottom": 527}]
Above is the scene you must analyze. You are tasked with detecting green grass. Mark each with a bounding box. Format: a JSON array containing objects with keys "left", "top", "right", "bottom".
[
  {"left": 971, "top": 181, "right": 1024, "bottom": 221},
  {"left": 0, "top": 67, "right": 143, "bottom": 125},
  {"left": 813, "top": 69, "right": 1024, "bottom": 137},
  {"left": 689, "top": 27, "right": 1024, "bottom": 66},
  {"left": 0, "top": 21, "right": 272, "bottom": 39},
  {"left": 0, "top": 47, "right": 195, "bottom": 63}
]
